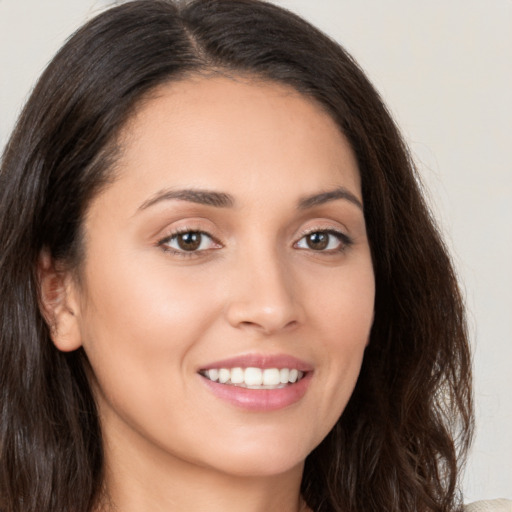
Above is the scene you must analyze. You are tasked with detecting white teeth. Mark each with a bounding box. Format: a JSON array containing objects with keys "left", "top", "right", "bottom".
[
  {"left": 244, "top": 367, "right": 263, "bottom": 386},
  {"left": 230, "top": 367, "right": 244, "bottom": 384},
  {"left": 202, "top": 367, "right": 306, "bottom": 388},
  {"left": 218, "top": 368, "right": 230, "bottom": 383},
  {"left": 207, "top": 369, "right": 219, "bottom": 382},
  {"left": 262, "top": 368, "right": 280, "bottom": 386}
]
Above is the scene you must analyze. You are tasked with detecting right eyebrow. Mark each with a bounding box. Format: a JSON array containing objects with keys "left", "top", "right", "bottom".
[
  {"left": 138, "top": 188, "right": 235, "bottom": 211},
  {"left": 298, "top": 187, "right": 363, "bottom": 211}
]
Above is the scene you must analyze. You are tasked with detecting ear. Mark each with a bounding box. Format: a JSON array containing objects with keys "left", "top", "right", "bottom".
[{"left": 38, "top": 250, "right": 83, "bottom": 352}]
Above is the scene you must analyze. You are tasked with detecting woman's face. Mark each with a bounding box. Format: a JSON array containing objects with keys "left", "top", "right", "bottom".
[{"left": 63, "top": 76, "right": 375, "bottom": 478}]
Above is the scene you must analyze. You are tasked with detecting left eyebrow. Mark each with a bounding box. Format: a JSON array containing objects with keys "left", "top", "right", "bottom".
[
  {"left": 138, "top": 188, "right": 235, "bottom": 211},
  {"left": 298, "top": 187, "right": 363, "bottom": 211}
]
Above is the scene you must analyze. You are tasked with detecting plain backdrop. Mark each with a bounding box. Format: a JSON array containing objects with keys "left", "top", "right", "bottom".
[{"left": 0, "top": 0, "right": 510, "bottom": 502}]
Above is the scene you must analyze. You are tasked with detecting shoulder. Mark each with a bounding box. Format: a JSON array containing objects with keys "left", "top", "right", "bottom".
[{"left": 465, "top": 499, "right": 512, "bottom": 512}]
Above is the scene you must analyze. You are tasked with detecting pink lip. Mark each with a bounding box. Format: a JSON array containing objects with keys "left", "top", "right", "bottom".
[
  {"left": 200, "top": 372, "right": 312, "bottom": 411},
  {"left": 198, "top": 353, "right": 314, "bottom": 412},
  {"left": 198, "top": 353, "right": 313, "bottom": 372}
]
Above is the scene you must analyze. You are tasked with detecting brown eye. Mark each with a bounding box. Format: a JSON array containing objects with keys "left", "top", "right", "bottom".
[
  {"left": 295, "top": 230, "right": 350, "bottom": 252},
  {"left": 176, "top": 232, "right": 202, "bottom": 251},
  {"left": 160, "top": 230, "right": 219, "bottom": 254},
  {"left": 306, "top": 232, "right": 329, "bottom": 250}
]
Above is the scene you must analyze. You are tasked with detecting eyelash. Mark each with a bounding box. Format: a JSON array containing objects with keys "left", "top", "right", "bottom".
[{"left": 157, "top": 227, "right": 352, "bottom": 258}]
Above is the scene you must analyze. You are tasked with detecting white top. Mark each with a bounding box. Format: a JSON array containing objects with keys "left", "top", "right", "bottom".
[{"left": 465, "top": 499, "right": 512, "bottom": 512}]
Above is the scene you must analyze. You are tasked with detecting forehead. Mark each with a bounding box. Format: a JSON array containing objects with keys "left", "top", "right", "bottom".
[{"left": 99, "top": 75, "right": 361, "bottom": 212}]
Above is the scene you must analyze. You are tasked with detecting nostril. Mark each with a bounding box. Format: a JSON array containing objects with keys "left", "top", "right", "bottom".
[{"left": 238, "top": 318, "right": 298, "bottom": 335}]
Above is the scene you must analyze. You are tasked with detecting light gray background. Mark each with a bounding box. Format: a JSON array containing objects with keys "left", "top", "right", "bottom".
[{"left": 1, "top": 0, "right": 510, "bottom": 502}]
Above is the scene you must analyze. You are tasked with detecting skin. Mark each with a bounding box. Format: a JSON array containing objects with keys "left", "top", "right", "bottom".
[{"left": 42, "top": 75, "right": 375, "bottom": 512}]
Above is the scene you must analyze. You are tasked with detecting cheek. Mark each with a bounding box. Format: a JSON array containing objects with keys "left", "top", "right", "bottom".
[
  {"left": 81, "top": 247, "right": 214, "bottom": 341},
  {"left": 76, "top": 247, "right": 221, "bottom": 404},
  {"left": 305, "top": 256, "right": 375, "bottom": 345},
  {"left": 75, "top": 249, "right": 224, "bottom": 446},
  {"left": 302, "top": 259, "right": 374, "bottom": 420}
]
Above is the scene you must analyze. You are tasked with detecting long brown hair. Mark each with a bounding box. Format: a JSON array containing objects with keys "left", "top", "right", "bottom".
[{"left": 0, "top": 1, "right": 473, "bottom": 511}]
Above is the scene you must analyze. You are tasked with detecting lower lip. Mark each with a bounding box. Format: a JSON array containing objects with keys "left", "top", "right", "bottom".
[{"left": 200, "top": 372, "right": 312, "bottom": 411}]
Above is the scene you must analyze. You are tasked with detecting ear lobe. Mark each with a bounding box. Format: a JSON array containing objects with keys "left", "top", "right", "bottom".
[{"left": 38, "top": 250, "right": 83, "bottom": 352}]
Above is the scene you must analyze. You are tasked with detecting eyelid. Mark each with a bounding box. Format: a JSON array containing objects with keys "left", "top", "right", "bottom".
[{"left": 296, "top": 223, "right": 351, "bottom": 240}]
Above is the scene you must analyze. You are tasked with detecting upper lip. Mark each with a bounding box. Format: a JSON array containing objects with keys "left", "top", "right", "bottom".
[{"left": 198, "top": 353, "right": 314, "bottom": 372}]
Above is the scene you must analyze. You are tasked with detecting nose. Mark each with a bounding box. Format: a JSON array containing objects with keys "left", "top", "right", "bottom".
[{"left": 224, "top": 247, "right": 303, "bottom": 335}]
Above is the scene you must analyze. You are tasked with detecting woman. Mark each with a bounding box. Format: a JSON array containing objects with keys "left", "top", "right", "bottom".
[{"left": 0, "top": 0, "right": 481, "bottom": 511}]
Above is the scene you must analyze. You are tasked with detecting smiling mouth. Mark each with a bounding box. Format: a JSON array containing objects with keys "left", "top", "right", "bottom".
[{"left": 199, "top": 367, "right": 306, "bottom": 389}]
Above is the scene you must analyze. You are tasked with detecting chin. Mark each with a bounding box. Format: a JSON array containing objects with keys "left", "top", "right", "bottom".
[
  {"left": 213, "top": 452, "right": 305, "bottom": 479},
  {"left": 195, "top": 432, "right": 313, "bottom": 478}
]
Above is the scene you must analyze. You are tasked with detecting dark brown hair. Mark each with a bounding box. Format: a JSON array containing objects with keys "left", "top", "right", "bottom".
[{"left": 0, "top": 1, "right": 473, "bottom": 511}]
